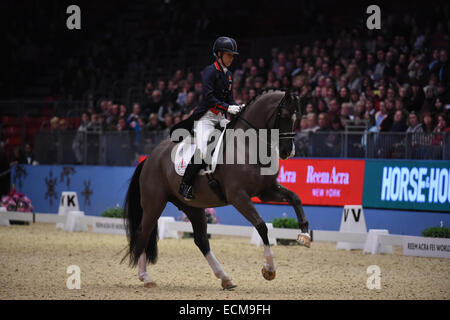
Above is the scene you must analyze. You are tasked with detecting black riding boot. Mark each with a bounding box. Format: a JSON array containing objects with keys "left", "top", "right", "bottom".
[{"left": 179, "top": 161, "right": 204, "bottom": 201}]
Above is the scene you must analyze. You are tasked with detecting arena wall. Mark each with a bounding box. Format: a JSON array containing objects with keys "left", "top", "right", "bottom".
[{"left": 10, "top": 159, "right": 450, "bottom": 236}]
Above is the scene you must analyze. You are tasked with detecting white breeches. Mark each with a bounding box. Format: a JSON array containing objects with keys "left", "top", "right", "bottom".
[{"left": 194, "top": 110, "right": 227, "bottom": 159}]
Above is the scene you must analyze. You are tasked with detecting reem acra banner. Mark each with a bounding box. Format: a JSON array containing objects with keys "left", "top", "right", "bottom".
[
  {"left": 363, "top": 160, "right": 450, "bottom": 212},
  {"left": 253, "top": 159, "right": 366, "bottom": 206}
]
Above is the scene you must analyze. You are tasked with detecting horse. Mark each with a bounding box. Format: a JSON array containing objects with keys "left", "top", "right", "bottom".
[{"left": 122, "top": 89, "right": 310, "bottom": 289}]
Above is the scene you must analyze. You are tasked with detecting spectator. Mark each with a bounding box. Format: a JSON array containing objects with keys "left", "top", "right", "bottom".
[
  {"left": 406, "top": 111, "right": 424, "bottom": 157},
  {"left": 305, "top": 113, "right": 319, "bottom": 132},
  {"left": 330, "top": 116, "right": 344, "bottom": 131},
  {"left": 375, "top": 101, "right": 388, "bottom": 129},
  {"left": 146, "top": 113, "right": 163, "bottom": 131},
  {"left": 117, "top": 117, "right": 129, "bottom": 132},
  {"left": 294, "top": 115, "right": 310, "bottom": 157},
  {"left": 9, "top": 146, "right": 26, "bottom": 167},
  {"left": 317, "top": 113, "right": 330, "bottom": 131},
  {"left": 23, "top": 143, "right": 37, "bottom": 165},
  {"left": 429, "top": 49, "right": 450, "bottom": 87},
  {"left": 59, "top": 119, "right": 69, "bottom": 132},
  {"left": 346, "top": 64, "right": 362, "bottom": 92},
  {"left": 50, "top": 117, "right": 59, "bottom": 132},
  {"left": 106, "top": 104, "right": 120, "bottom": 128},
  {"left": 406, "top": 111, "right": 423, "bottom": 133},
  {"left": 72, "top": 112, "right": 91, "bottom": 164},
  {"left": 390, "top": 110, "right": 408, "bottom": 132},
  {"left": 327, "top": 99, "right": 340, "bottom": 119},
  {"left": 163, "top": 114, "right": 174, "bottom": 130},
  {"left": 373, "top": 50, "right": 386, "bottom": 81},
  {"left": 144, "top": 90, "right": 164, "bottom": 117},
  {"left": 127, "top": 103, "right": 142, "bottom": 125},
  {"left": 432, "top": 113, "right": 450, "bottom": 145},
  {"left": 119, "top": 104, "right": 127, "bottom": 118}
]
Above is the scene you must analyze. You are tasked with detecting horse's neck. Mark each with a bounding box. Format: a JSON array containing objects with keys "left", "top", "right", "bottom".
[{"left": 236, "top": 92, "right": 284, "bottom": 131}]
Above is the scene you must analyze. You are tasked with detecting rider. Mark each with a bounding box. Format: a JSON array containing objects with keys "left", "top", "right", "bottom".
[{"left": 178, "top": 36, "right": 243, "bottom": 201}]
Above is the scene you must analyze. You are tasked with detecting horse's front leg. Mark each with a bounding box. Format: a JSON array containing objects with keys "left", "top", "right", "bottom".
[
  {"left": 258, "top": 184, "right": 311, "bottom": 248},
  {"left": 229, "top": 190, "right": 276, "bottom": 281}
]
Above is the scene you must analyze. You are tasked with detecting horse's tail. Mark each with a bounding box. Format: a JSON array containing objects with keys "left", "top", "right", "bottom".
[{"left": 122, "top": 159, "right": 158, "bottom": 267}]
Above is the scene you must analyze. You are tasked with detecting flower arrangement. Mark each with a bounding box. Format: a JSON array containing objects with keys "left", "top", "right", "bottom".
[
  {"left": 1, "top": 187, "right": 34, "bottom": 213},
  {"left": 178, "top": 207, "right": 219, "bottom": 224},
  {"left": 178, "top": 208, "right": 218, "bottom": 238}
]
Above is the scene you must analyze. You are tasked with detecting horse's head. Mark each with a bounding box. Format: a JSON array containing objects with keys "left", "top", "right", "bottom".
[
  {"left": 269, "top": 89, "right": 300, "bottom": 160},
  {"left": 234, "top": 88, "right": 300, "bottom": 160}
]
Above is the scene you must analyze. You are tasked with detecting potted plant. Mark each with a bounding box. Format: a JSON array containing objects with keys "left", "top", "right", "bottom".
[
  {"left": 270, "top": 216, "right": 299, "bottom": 245},
  {"left": 422, "top": 225, "right": 450, "bottom": 238},
  {"left": 1, "top": 186, "right": 34, "bottom": 225},
  {"left": 101, "top": 206, "right": 124, "bottom": 218},
  {"left": 178, "top": 208, "right": 218, "bottom": 238}
]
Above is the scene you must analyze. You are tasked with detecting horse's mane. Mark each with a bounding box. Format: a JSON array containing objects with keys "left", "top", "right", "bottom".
[
  {"left": 241, "top": 87, "right": 284, "bottom": 111},
  {"left": 228, "top": 87, "right": 292, "bottom": 129}
]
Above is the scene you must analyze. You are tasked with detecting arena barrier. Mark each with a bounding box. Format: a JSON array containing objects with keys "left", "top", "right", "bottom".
[{"left": 1, "top": 211, "right": 449, "bottom": 258}]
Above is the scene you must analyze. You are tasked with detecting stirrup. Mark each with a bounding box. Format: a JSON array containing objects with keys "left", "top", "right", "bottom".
[{"left": 179, "top": 182, "right": 194, "bottom": 201}]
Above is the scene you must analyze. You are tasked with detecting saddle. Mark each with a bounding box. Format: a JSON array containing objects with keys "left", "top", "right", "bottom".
[
  {"left": 173, "top": 121, "right": 229, "bottom": 202},
  {"left": 173, "top": 123, "right": 227, "bottom": 177}
]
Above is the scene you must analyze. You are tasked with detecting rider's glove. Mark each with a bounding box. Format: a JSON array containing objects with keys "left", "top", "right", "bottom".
[{"left": 227, "top": 105, "right": 242, "bottom": 115}]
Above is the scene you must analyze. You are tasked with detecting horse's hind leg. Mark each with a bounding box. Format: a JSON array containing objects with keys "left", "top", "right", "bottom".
[
  {"left": 228, "top": 190, "right": 276, "bottom": 281},
  {"left": 138, "top": 252, "right": 156, "bottom": 288},
  {"left": 182, "top": 205, "right": 236, "bottom": 290},
  {"left": 136, "top": 192, "right": 167, "bottom": 288},
  {"left": 258, "top": 184, "right": 310, "bottom": 248}
]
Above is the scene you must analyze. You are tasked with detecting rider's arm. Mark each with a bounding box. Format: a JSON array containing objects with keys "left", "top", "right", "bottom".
[
  {"left": 202, "top": 67, "right": 229, "bottom": 112},
  {"left": 226, "top": 79, "right": 237, "bottom": 106}
]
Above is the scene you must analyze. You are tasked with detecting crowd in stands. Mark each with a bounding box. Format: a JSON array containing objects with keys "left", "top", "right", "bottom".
[
  {"left": 2, "top": 1, "right": 450, "bottom": 166},
  {"left": 54, "top": 8, "right": 450, "bottom": 159}
]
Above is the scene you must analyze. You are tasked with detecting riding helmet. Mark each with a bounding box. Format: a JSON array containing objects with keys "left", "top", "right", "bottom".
[{"left": 213, "top": 36, "right": 239, "bottom": 57}]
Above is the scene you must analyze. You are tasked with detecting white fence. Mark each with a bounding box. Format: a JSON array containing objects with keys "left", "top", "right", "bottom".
[{"left": 1, "top": 211, "right": 449, "bottom": 258}]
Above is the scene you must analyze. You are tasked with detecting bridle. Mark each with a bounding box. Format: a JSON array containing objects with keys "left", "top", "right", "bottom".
[{"left": 236, "top": 93, "right": 298, "bottom": 140}]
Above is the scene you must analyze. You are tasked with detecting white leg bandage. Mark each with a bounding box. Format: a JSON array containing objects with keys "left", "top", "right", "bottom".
[
  {"left": 205, "top": 251, "right": 229, "bottom": 280},
  {"left": 264, "top": 245, "right": 275, "bottom": 271}
]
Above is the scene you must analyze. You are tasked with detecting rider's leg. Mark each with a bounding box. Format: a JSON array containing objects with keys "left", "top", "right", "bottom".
[{"left": 179, "top": 113, "right": 217, "bottom": 200}]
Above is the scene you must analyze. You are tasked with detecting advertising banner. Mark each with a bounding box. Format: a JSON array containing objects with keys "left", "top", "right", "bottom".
[
  {"left": 363, "top": 160, "right": 450, "bottom": 212},
  {"left": 402, "top": 235, "right": 450, "bottom": 258},
  {"left": 253, "top": 159, "right": 366, "bottom": 206}
]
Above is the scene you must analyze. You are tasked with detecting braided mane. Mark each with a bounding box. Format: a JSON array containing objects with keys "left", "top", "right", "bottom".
[{"left": 227, "top": 87, "right": 290, "bottom": 129}]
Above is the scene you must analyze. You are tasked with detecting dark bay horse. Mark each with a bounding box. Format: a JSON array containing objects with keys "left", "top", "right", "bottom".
[{"left": 123, "top": 89, "right": 310, "bottom": 289}]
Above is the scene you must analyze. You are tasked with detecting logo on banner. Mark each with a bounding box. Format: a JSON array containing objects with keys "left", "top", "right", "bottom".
[
  {"left": 306, "top": 165, "right": 349, "bottom": 185},
  {"left": 381, "top": 166, "right": 450, "bottom": 204},
  {"left": 277, "top": 165, "right": 296, "bottom": 183}
]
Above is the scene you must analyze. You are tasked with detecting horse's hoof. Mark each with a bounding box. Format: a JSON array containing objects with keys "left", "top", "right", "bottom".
[
  {"left": 261, "top": 266, "right": 276, "bottom": 281},
  {"left": 221, "top": 279, "right": 237, "bottom": 290},
  {"left": 297, "top": 233, "right": 311, "bottom": 248},
  {"left": 144, "top": 281, "right": 157, "bottom": 288}
]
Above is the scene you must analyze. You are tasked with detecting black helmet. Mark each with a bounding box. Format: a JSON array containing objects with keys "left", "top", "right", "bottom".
[{"left": 213, "top": 36, "right": 239, "bottom": 57}]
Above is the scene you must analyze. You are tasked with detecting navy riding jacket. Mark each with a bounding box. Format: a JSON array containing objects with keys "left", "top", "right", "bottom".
[
  {"left": 193, "top": 61, "right": 237, "bottom": 116},
  {"left": 170, "top": 61, "right": 237, "bottom": 140}
]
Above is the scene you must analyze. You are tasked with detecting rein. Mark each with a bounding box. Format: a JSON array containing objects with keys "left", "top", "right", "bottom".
[{"left": 234, "top": 93, "right": 296, "bottom": 140}]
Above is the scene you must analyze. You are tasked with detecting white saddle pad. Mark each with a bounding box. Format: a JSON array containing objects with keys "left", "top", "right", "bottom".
[{"left": 173, "top": 128, "right": 226, "bottom": 176}]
